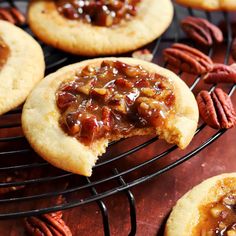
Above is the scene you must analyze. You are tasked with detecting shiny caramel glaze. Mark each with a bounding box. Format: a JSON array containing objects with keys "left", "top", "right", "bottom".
[
  {"left": 0, "top": 36, "right": 10, "bottom": 70},
  {"left": 56, "top": 60, "right": 175, "bottom": 145},
  {"left": 193, "top": 178, "right": 236, "bottom": 236},
  {"left": 56, "top": 0, "right": 140, "bottom": 27}
]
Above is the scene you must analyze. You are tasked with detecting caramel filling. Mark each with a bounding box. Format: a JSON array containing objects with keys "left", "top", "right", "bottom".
[
  {"left": 193, "top": 179, "right": 236, "bottom": 236},
  {"left": 56, "top": 0, "right": 140, "bottom": 27},
  {"left": 56, "top": 60, "right": 175, "bottom": 145},
  {"left": 0, "top": 37, "right": 10, "bottom": 70}
]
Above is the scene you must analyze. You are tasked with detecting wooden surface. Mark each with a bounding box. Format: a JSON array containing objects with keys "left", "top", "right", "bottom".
[{"left": 0, "top": 2, "right": 236, "bottom": 236}]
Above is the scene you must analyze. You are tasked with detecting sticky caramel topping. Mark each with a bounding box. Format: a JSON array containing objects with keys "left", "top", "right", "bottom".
[
  {"left": 56, "top": 0, "right": 140, "bottom": 27},
  {"left": 0, "top": 37, "right": 10, "bottom": 70},
  {"left": 56, "top": 60, "right": 175, "bottom": 145},
  {"left": 193, "top": 178, "right": 236, "bottom": 236}
]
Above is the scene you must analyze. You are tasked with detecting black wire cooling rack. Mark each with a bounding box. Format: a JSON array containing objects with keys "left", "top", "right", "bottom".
[{"left": 0, "top": 1, "right": 236, "bottom": 235}]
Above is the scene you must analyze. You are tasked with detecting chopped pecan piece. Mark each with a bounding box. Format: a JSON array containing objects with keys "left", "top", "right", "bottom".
[
  {"left": 141, "top": 88, "right": 156, "bottom": 97},
  {"left": 81, "top": 65, "right": 96, "bottom": 76},
  {"left": 0, "top": 7, "right": 25, "bottom": 25},
  {"left": 80, "top": 115, "right": 99, "bottom": 142},
  {"left": 77, "top": 80, "right": 94, "bottom": 95},
  {"left": 115, "top": 77, "right": 133, "bottom": 88},
  {"left": 56, "top": 92, "right": 77, "bottom": 110},
  {"left": 101, "top": 106, "right": 112, "bottom": 131},
  {"left": 132, "top": 49, "right": 153, "bottom": 62},
  {"left": 231, "top": 38, "right": 236, "bottom": 62},
  {"left": 163, "top": 43, "right": 213, "bottom": 74},
  {"left": 109, "top": 94, "right": 127, "bottom": 114},
  {"left": 90, "top": 88, "right": 110, "bottom": 101},
  {"left": 203, "top": 63, "right": 236, "bottom": 84},
  {"left": 123, "top": 65, "right": 142, "bottom": 77},
  {"left": 197, "top": 89, "right": 236, "bottom": 129},
  {"left": 0, "top": 171, "right": 26, "bottom": 195},
  {"left": 181, "top": 16, "right": 223, "bottom": 46},
  {"left": 65, "top": 112, "right": 80, "bottom": 135},
  {"left": 223, "top": 194, "right": 236, "bottom": 206}
]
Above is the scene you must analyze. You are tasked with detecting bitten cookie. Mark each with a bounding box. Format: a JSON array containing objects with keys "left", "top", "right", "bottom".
[
  {"left": 0, "top": 20, "right": 45, "bottom": 115},
  {"left": 165, "top": 173, "right": 236, "bottom": 236},
  {"left": 22, "top": 57, "right": 198, "bottom": 176},
  {"left": 175, "top": 0, "right": 236, "bottom": 11},
  {"left": 28, "top": 0, "right": 174, "bottom": 56}
]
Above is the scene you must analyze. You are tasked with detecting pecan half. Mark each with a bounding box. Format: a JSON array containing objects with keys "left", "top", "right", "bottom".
[
  {"left": 163, "top": 43, "right": 213, "bottom": 74},
  {"left": 197, "top": 89, "right": 236, "bottom": 129},
  {"left": 25, "top": 211, "right": 72, "bottom": 236},
  {"left": 132, "top": 49, "right": 153, "bottom": 62},
  {"left": 0, "top": 7, "right": 25, "bottom": 25},
  {"left": 181, "top": 16, "right": 223, "bottom": 46},
  {"left": 25, "top": 195, "right": 72, "bottom": 236},
  {"left": 231, "top": 38, "right": 236, "bottom": 62},
  {"left": 203, "top": 63, "right": 236, "bottom": 84}
]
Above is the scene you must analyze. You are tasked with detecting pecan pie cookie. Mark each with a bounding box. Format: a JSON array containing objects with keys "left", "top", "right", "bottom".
[
  {"left": 165, "top": 173, "right": 236, "bottom": 236},
  {"left": 27, "top": 0, "right": 173, "bottom": 56},
  {"left": 0, "top": 20, "right": 44, "bottom": 115},
  {"left": 175, "top": 0, "right": 236, "bottom": 11},
  {"left": 22, "top": 58, "right": 198, "bottom": 176}
]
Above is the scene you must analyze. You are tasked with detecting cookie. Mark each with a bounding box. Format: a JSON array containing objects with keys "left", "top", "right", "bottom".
[
  {"left": 165, "top": 173, "right": 236, "bottom": 236},
  {"left": 27, "top": 0, "right": 174, "bottom": 56},
  {"left": 0, "top": 20, "right": 45, "bottom": 115},
  {"left": 22, "top": 57, "right": 198, "bottom": 176},
  {"left": 175, "top": 0, "right": 236, "bottom": 11}
]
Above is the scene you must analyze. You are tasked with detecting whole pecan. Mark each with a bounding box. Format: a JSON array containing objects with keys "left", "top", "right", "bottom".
[
  {"left": 231, "top": 38, "right": 236, "bottom": 61},
  {"left": 203, "top": 63, "right": 236, "bottom": 84},
  {"left": 24, "top": 195, "right": 72, "bottom": 236},
  {"left": 163, "top": 43, "right": 213, "bottom": 74},
  {"left": 181, "top": 16, "right": 223, "bottom": 46},
  {"left": 0, "top": 7, "right": 25, "bottom": 25},
  {"left": 25, "top": 211, "right": 72, "bottom": 236},
  {"left": 197, "top": 89, "right": 236, "bottom": 129}
]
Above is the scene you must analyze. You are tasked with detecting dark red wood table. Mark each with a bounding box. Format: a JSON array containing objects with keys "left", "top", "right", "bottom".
[{"left": 0, "top": 1, "right": 236, "bottom": 235}]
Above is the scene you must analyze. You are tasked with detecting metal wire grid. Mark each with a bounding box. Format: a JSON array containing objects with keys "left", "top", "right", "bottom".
[{"left": 0, "top": 1, "right": 236, "bottom": 235}]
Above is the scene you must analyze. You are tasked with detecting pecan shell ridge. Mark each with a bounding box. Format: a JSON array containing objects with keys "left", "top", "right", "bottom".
[
  {"left": 25, "top": 212, "right": 72, "bottom": 236},
  {"left": 203, "top": 19, "right": 223, "bottom": 43},
  {"left": 0, "top": 7, "right": 25, "bottom": 25},
  {"left": 197, "top": 89, "right": 236, "bottom": 129},
  {"left": 43, "top": 214, "right": 72, "bottom": 236},
  {"left": 0, "top": 8, "right": 15, "bottom": 24},
  {"left": 197, "top": 91, "right": 220, "bottom": 129},
  {"left": 25, "top": 216, "right": 53, "bottom": 236},
  {"left": 203, "top": 64, "right": 236, "bottom": 84},
  {"left": 164, "top": 47, "right": 205, "bottom": 74},
  {"left": 212, "top": 91, "right": 228, "bottom": 129},
  {"left": 172, "top": 43, "right": 213, "bottom": 64},
  {"left": 10, "top": 7, "right": 26, "bottom": 25},
  {"left": 181, "top": 16, "right": 223, "bottom": 46},
  {"left": 214, "top": 88, "right": 236, "bottom": 129},
  {"left": 163, "top": 43, "right": 213, "bottom": 74},
  {"left": 181, "top": 18, "right": 212, "bottom": 46}
]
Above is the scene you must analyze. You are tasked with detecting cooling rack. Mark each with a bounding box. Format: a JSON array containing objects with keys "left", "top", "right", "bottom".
[{"left": 0, "top": 1, "right": 236, "bottom": 235}]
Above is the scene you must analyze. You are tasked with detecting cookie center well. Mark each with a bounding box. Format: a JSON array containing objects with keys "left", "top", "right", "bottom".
[
  {"left": 193, "top": 178, "right": 236, "bottom": 236},
  {"left": 56, "top": 0, "right": 141, "bottom": 27},
  {"left": 0, "top": 36, "right": 10, "bottom": 70},
  {"left": 56, "top": 60, "right": 175, "bottom": 145}
]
